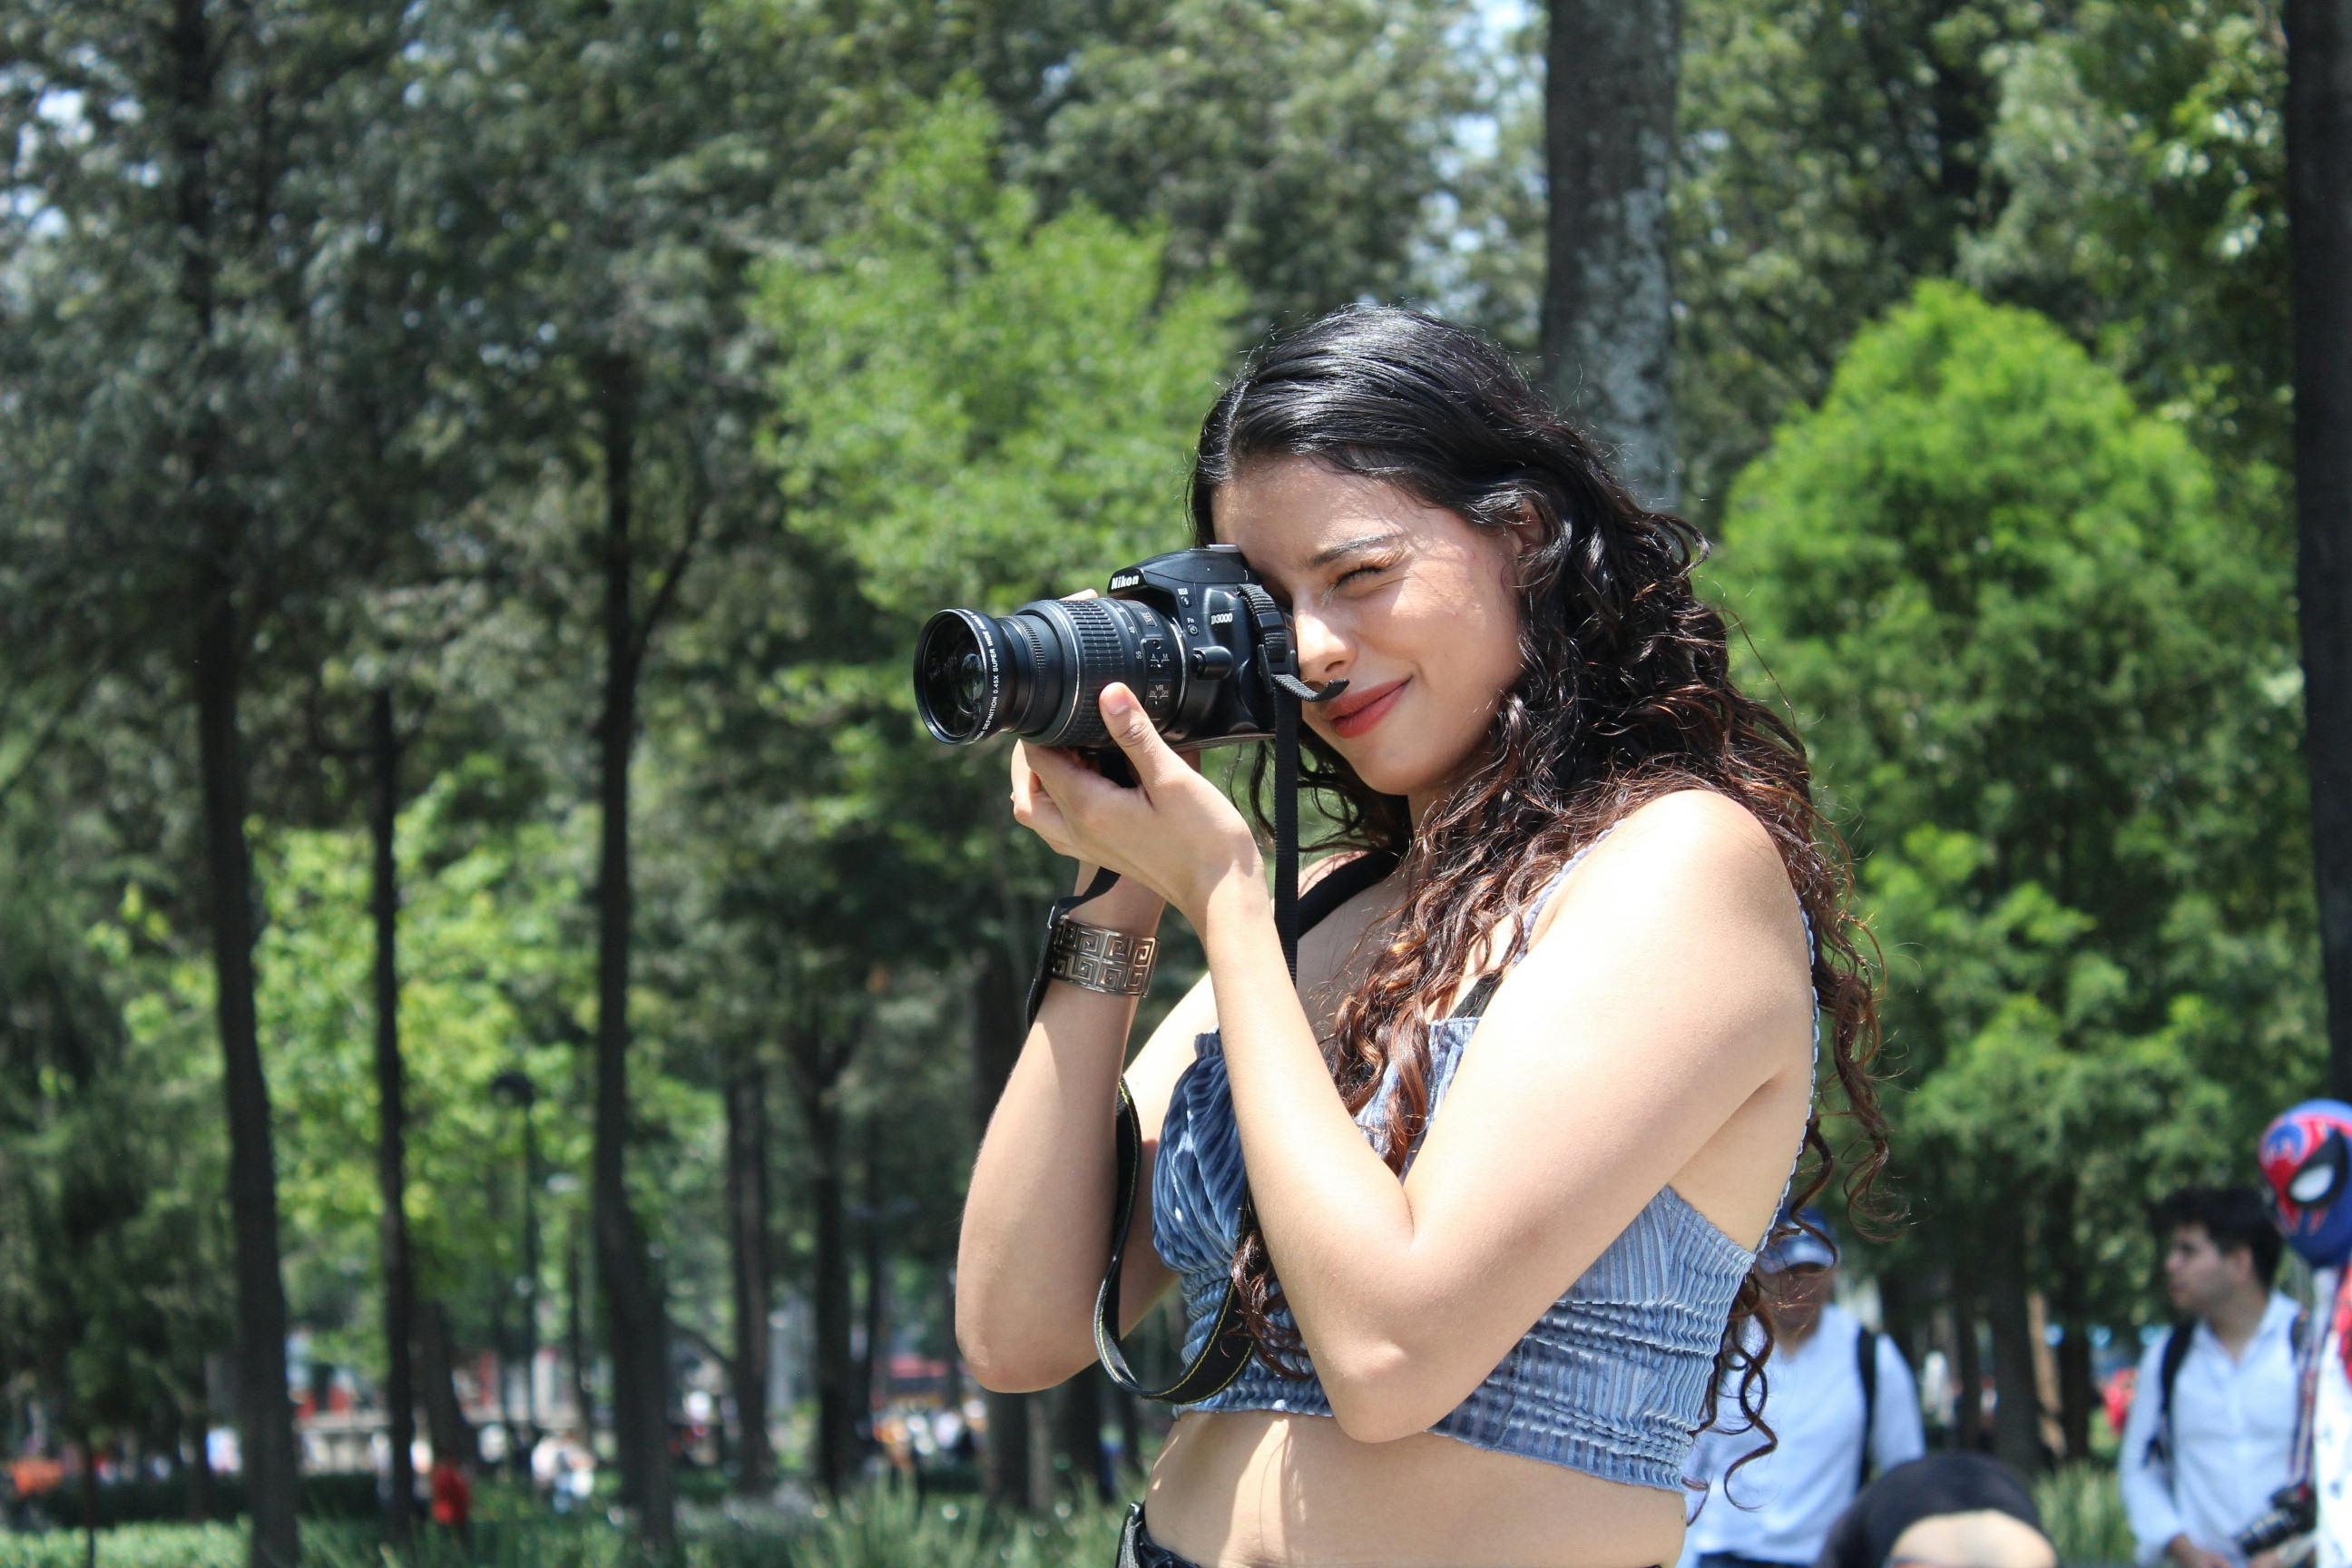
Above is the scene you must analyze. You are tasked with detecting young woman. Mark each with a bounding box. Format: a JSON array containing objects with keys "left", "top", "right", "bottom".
[{"left": 955, "top": 306, "right": 1886, "bottom": 1568}]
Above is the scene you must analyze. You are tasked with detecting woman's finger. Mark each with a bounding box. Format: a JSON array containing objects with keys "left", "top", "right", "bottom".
[{"left": 1097, "top": 684, "right": 1189, "bottom": 793}]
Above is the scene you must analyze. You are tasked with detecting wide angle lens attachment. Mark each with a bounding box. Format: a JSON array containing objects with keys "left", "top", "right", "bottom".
[
  {"left": 914, "top": 595, "right": 1186, "bottom": 749},
  {"left": 914, "top": 610, "right": 1015, "bottom": 744}
]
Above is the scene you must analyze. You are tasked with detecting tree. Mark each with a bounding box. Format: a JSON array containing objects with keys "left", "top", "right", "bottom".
[
  {"left": 1006, "top": 0, "right": 1476, "bottom": 329},
  {"left": 1, "top": 5, "right": 437, "bottom": 1556},
  {"left": 1716, "top": 282, "right": 2317, "bottom": 1468},
  {"left": 2287, "top": 0, "right": 2352, "bottom": 1093},
  {"left": 754, "top": 84, "right": 1240, "bottom": 1503},
  {"left": 1542, "top": 0, "right": 1681, "bottom": 507}
]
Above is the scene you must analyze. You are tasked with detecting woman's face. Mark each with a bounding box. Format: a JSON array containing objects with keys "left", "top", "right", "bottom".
[{"left": 1211, "top": 456, "right": 1528, "bottom": 823}]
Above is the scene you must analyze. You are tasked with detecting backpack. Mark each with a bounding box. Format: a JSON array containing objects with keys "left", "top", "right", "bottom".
[
  {"left": 1854, "top": 1326, "right": 1896, "bottom": 1489},
  {"left": 2143, "top": 1310, "right": 2307, "bottom": 1468}
]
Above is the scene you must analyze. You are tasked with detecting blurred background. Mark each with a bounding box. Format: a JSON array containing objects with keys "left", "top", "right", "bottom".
[{"left": 2, "top": 0, "right": 2342, "bottom": 1563}]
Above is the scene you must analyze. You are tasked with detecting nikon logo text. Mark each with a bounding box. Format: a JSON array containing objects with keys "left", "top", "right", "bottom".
[{"left": 1108, "top": 573, "right": 1142, "bottom": 590}]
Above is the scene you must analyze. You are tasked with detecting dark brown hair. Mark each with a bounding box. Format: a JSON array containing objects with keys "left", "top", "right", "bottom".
[{"left": 1187, "top": 305, "right": 1888, "bottom": 1452}]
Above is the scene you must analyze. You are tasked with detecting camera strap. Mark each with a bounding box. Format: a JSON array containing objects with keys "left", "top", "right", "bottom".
[
  {"left": 1084, "top": 593, "right": 1365, "bottom": 1402},
  {"left": 1015, "top": 585, "right": 1360, "bottom": 1402},
  {"left": 1093, "top": 846, "right": 1399, "bottom": 1402}
]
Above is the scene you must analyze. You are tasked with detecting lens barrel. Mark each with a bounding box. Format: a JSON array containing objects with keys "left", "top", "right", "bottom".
[{"left": 913, "top": 597, "right": 1185, "bottom": 748}]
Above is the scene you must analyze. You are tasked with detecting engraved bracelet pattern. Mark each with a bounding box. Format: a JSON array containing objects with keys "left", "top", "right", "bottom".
[{"left": 1047, "top": 919, "right": 1158, "bottom": 996}]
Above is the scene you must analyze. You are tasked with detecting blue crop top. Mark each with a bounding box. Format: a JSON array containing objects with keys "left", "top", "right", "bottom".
[{"left": 1148, "top": 841, "right": 1818, "bottom": 1492}]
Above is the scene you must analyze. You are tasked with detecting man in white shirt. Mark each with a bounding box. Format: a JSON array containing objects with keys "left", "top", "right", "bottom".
[
  {"left": 2119, "top": 1185, "right": 2302, "bottom": 1568},
  {"left": 1679, "top": 1207, "right": 1928, "bottom": 1568}
]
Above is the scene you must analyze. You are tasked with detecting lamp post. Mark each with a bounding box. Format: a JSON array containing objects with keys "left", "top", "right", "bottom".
[{"left": 490, "top": 1068, "right": 542, "bottom": 1476}]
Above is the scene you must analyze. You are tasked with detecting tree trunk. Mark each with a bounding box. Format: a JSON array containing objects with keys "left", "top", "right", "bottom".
[
  {"left": 2289, "top": 0, "right": 2352, "bottom": 1098},
  {"left": 567, "top": 1208, "right": 593, "bottom": 1444},
  {"left": 370, "top": 692, "right": 417, "bottom": 1554},
  {"left": 1984, "top": 1228, "right": 2043, "bottom": 1476},
  {"left": 726, "top": 1062, "right": 775, "bottom": 1496},
  {"left": 414, "top": 1301, "right": 475, "bottom": 1468},
  {"left": 176, "top": 1, "right": 299, "bottom": 1558},
  {"left": 970, "top": 944, "right": 1041, "bottom": 1508},
  {"left": 1951, "top": 1278, "right": 1984, "bottom": 1452},
  {"left": 858, "top": 1117, "right": 889, "bottom": 1426},
  {"left": 591, "top": 351, "right": 677, "bottom": 1550},
  {"left": 196, "top": 467, "right": 304, "bottom": 1568},
  {"left": 184, "top": 1411, "right": 214, "bottom": 1522},
  {"left": 2049, "top": 1190, "right": 2094, "bottom": 1463},
  {"left": 792, "top": 1020, "right": 858, "bottom": 1495},
  {"left": 1112, "top": 1377, "right": 1142, "bottom": 1488},
  {"left": 1540, "top": 0, "right": 1681, "bottom": 510},
  {"left": 1876, "top": 1267, "right": 1917, "bottom": 1368},
  {"left": 1947, "top": 1279, "right": 1984, "bottom": 1457},
  {"left": 1057, "top": 1369, "right": 1110, "bottom": 1504}
]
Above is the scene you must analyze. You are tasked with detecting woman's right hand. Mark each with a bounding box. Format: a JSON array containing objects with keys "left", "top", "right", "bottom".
[{"left": 1007, "top": 588, "right": 1172, "bottom": 935}]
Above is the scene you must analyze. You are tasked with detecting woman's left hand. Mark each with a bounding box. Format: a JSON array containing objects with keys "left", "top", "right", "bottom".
[{"left": 1013, "top": 682, "right": 1267, "bottom": 927}]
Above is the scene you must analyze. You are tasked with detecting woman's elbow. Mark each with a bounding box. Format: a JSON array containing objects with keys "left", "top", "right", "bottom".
[
  {"left": 955, "top": 1308, "right": 1087, "bottom": 1395},
  {"left": 1323, "top": 1338, "right": 1436, "bottom": 1445}
]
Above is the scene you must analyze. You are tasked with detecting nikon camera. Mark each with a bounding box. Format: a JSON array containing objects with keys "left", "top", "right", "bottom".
[{"left": 914, "top": 545, "right": 1293, "bottom": 754}]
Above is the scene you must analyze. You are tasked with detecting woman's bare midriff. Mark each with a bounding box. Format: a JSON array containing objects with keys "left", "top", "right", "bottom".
[{"left": 1142, "top": 1408, "right": 1687, "bottom": 1568}]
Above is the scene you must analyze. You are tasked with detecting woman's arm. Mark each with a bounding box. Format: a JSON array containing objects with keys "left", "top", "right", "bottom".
[
  {"left": 1013, "top": 695, "right": 1814, "bottom": 1439},
  {"left": 1204, "top": 789, "right": 1813, "bottom": 1441},
  {"left": 954, "top": 864, "right": 1201, "bottom": 1392}
]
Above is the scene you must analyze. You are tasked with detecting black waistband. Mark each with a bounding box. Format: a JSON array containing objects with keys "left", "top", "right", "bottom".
[{"left": 1116, "top": 1503, "right": 1205, "bottom": 1568}]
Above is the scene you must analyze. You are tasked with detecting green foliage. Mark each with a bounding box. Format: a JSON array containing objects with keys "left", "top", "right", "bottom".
[
  {"left": 1715, "top": 280, "right": 2316, "bottom": 1318},
  {"left": 1958, "top": 0, "right": 2289, "bottom": 466},
  {"left": 1007, "top": 0, "right": 1475, "bottom": 329},
  {"left": 252, "top": 776, "right": 594, "bottom": 1322},
  {"left": 765, "top": 85, "right": 1243, "bottom": 621},
  {"left": 2034, "top": 1462, "right": 2137, "bottom": 1568},
  {"left": 751, "top": 83, "right": 1241, "bottom": 942},
  {"left": 0, "top": 1484, "right": 1135, "bottom": 1568}
]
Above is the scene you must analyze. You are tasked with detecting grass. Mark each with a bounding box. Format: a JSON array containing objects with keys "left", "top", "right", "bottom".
[
  {"left": 2034, "top": 1461, "right": 2136, "bottom": 1568},
  {"left": 0, "top": 1480, "right": 1131, "bottom": 1568},
  {"left": 0, "top": 1464, "right": 2141, "bottom": 1568}
]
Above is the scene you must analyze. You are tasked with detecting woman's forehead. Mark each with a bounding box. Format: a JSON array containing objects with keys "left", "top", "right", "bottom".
[{"left": 1211, "top": 457, "right": 1438, "bottom": 555}]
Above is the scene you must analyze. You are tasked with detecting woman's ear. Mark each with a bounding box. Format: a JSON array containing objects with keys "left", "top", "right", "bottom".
[{"left": 1505, "top": 502, "right": 1550, "bottom": 583}]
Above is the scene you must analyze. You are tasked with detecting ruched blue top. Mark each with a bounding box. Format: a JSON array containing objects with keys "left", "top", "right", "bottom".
[{"left": 1149, "top": 842, "right": 1818, "bottom": 1492}]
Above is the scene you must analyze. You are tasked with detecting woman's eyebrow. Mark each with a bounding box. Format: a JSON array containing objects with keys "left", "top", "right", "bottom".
[{"left": 1305, "top": 531, "right": 1396, "bottom": 570}]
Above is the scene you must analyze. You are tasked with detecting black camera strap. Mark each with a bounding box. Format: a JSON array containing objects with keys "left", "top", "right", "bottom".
[
  {"left": 1015, "top": 587, "right": 1361, "bottom": 1402},
  {"left": 1093, "top": 845, "right": 1397, "bottom": 1401}
]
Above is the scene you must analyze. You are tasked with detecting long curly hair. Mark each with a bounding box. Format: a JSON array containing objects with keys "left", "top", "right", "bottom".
[{"left": 1185, "top": 305, "right": 1888, "bottom": 1455}]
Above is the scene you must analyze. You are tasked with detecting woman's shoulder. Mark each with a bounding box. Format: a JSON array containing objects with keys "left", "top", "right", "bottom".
[{"left": 1532, "top": 788, "right": 1798, "bottom": 946}]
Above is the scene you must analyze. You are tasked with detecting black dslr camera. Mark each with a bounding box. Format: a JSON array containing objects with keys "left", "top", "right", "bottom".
[
  {"left": 2234, "top": 1482, "right": 2315, "bottom": 1555},
  {"left": 914, "top": 545, "right": 1316, "bottom": 754}
]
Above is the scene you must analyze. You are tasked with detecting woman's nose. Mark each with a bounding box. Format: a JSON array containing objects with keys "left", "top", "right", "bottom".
[{"left": 1290, "top": 606, "right": 1349, "bottom": 689}]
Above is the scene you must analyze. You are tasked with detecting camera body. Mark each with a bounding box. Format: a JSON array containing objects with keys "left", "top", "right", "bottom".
[
  {"left": 2234, "top": 1483, "right": 2316, "bottom": 1555},
  {"left": 914, "top": 544, "right": 1295, "bottom": 753}
]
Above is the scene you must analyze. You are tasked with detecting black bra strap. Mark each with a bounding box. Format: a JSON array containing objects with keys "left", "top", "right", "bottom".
[
  {"left": 1450, "top": 972, "right": 1500, "bottom": 1020},
  {"left": 1096, "top": 847, "right": 1400, "bottom": 1402}
]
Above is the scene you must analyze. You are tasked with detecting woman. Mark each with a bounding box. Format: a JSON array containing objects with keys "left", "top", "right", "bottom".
[{"left": 955, "top": 306, "right": 1886, "bottom": 1568}]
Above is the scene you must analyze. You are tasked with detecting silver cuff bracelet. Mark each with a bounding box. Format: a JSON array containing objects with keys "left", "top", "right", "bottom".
[{"left": 1046, "top": 919, "right": 1158, "bottom": 997}]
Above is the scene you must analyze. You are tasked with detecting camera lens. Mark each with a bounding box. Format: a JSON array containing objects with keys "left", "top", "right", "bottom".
[
  {"left": 914, "top": 611, "right": 1014, "bottom": 744},
  {"left": 912, "top": 597, "right": 1184, "bottom": 748}
]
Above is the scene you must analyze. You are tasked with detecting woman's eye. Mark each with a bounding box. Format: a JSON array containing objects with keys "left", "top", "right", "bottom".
[{"left": 1336, "top": 561, "right": 1392, "bottom": 589}]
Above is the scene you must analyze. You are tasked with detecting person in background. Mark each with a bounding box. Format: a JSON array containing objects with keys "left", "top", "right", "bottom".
[
  {"left": 1815, "top": 1452, "right": 2054, "bottom": 1568},
  {"left": 2120, "top": 1185, "right": 2302, "bottom": 1568},
  {"left": 427, "top": 1452, "right": 473, "bottom": 1548},
  {"left": 1680, "top": 1207, "right": 1927, "bottom": 1568}
]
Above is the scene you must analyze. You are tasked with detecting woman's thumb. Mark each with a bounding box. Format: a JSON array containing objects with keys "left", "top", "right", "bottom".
[{"left": 1098, "top": 684, "right": 1174, "bottom": 781}]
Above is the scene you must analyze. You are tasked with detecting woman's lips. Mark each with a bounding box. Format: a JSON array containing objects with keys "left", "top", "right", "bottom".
[{"left": 1328, "top": 680, "right": 1406, "bottom": 739}]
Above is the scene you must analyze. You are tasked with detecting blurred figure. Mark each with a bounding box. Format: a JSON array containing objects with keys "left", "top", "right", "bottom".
[
  {"left": 1681, "top": 1207, "right": 1927, "bottom": 1568},
  {"left": 2257, "top": 1101, "right": 2352, "bottom": 1568},
  {"left": 2119, "top": 1185, "right": 2299, "bottom": 1568},
  {"left": 1815, "top": 1453, "right": 2054, "bottom": 1568},
  {"left": 427, "top": 1453, "right": 473, "bottom": 1549}
]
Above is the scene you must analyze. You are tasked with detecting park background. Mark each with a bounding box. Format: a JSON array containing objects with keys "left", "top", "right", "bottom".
[{"left": 4, "top": 0, "right": 2347, "bottom": 1563}]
